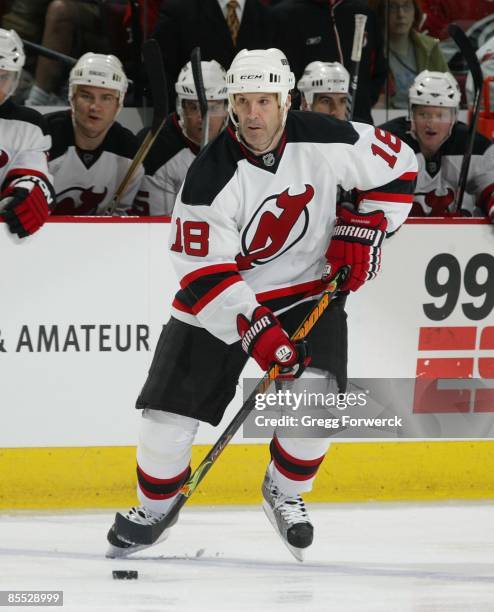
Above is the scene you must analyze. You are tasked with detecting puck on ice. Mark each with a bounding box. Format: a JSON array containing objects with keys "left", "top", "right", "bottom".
[{"left": 112, "top": 570, "right": 138, "bottom": 580}]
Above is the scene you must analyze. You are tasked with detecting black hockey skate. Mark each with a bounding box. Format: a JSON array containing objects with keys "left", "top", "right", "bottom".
[
  {"left": 262, "top": 471, "right": 313, "bottom": 562},
  {"left": 106, "top": 506, "right": 177, "bottom": 558}
]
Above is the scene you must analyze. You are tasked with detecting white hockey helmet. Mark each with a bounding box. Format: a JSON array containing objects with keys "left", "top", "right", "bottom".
[
  {"left": 226, "top": 48, "right": 295, "bottom": 124},
  {"left": 175, "top": 59, "right": 227, "bottom": 115},
  {"left": 0, "top": 29, "right": 25, "bottom": 100},
  {"left": 69, "top": 53, "right": 128, "bottom": 105},
  {"left": 297, "top": 61, "right": 350, "bottom": 106},
  {"left": 409, "top": 70, "right": 461, "bottom": 110}
]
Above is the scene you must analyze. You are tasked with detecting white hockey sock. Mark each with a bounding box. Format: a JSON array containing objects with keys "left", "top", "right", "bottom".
[
  {"left": 136, "top": 409, "right": 199, "bottom": 514},
  {"left": 269, "top": 436, "right": 331, "bottom": 496}
]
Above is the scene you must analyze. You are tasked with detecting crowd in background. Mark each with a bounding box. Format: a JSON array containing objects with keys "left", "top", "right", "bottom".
[{"left": 0, "top": 0, "right": 493, "bottom": 226}]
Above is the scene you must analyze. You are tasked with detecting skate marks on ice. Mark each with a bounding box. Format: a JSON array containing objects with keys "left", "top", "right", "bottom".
[{"left": 1, "top": 504, "right": 494, "bottom": 611}]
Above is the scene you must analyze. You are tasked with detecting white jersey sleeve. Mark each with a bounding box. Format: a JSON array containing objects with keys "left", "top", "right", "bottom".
[
  {"left": 0, "top": 108, "right": 52, "bottom": 192},
  {"left": 333, "top": 122, "right": 418, "bottom": 233},
  {"left": 169, "top": 176, "right": 259, "bottom": 344}
]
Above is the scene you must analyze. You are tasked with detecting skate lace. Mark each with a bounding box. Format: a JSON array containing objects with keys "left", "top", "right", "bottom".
[
  {"left": 272, "top": 489, "right": 310, "bottom": 525},
  {"left": 125, "top": 506, "right": 164, "bottom": 525}
]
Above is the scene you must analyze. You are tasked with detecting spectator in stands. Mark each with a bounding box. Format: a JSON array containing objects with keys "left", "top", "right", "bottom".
[
  {"left": 3, "top": 0, "right": 111, "bottom": 106},
  {"left": 421, "top": 0, "right": 494, "bottom": 41},
  {"left": 369, "top": 0, "right": 448, "bottom": 109},
  {"left": 269, "top": 0, "right": 386, "bottom": 124},
  {"left": 152, "top": 0, "right": 272, "bottom": 109},
  {"left": 134, "top": 60, "right": 228, "bottom": 216},
  {"left": 379, "top": 70, "right": 494, "bottom": 220},
  {"left": 0, "top": 29, "right": 55, "bottom": 239},
  {"left": 45, "top": 52, "right": 143, "bottom": 215},
  {"left": 297, "top": 61, "right": 350, "bottom": 120}
]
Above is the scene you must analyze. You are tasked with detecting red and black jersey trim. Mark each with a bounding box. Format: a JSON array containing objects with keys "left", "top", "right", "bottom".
[
  {"left": 173, "top": 263, "right": 243, "bottom": 314},
  {"left": 257, "top": 279, "right": 325, "bottom": 313},
  {"left": 137, "top": 464, "right": 191, "bottom": 500},
  {"left": 357, "top": 170, "right": 417, "bottom": 206},
  {"left": 227, "top": 126, "right": 287, "bottom": 174},
  {"left": 270, "top": 436, "right": 326, "bottom": 481}
]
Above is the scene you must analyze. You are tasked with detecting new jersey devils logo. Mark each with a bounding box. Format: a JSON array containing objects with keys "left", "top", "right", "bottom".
[
  {"left": 413, "top": 188, "right": 455, "bottom": 216},
  {"left": 0, "top": 149, "right": 9, "bottom": 168},
  {"left": 54, "top": 186, "right": 108, "bottom": 214},
  {"left": 236, "top": 184, "right": 314, "bottom": 270}
]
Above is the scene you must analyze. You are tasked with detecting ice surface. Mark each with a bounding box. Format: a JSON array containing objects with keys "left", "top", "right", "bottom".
[{"left": 1, "top": 502, "right": 493, "bottom": 612}]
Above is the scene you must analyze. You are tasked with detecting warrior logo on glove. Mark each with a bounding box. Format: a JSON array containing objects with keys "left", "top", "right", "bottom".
[
  {"left": 323, "top": 208, "right": 388, "bottom": 292},
  {"left": 237, "top": 306, "right": 309, "bottom": 378}
]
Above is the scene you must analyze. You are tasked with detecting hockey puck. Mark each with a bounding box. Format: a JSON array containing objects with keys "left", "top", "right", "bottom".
[{"left": 112, "top": 570, "right": 138, "bottom": 580}]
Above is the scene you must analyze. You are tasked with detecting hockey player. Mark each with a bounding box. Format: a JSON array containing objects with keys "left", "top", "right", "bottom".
[
  {"left": 134, "top": 60, "right": 228, "bottom": 216},
  {"left": 107, "top": 48, "right": 417, "bottom": 560},
  {"left": 45, "top": 53, "right": 143, "bottom": 215},
  {"left": 0, "top": 29, "right": 54, "bottom": 238},
  {"left": 379, "top": 70, "right": 494, "bottom": 219},
  {"left": 297, "top": 61, "right": 350, "bottom": 120}
]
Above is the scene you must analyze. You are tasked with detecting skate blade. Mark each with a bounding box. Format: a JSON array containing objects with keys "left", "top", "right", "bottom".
[
  {"left": 262, "top": 500, "right": 305, "bottom": 563},
  {"left": 106, "top": 542, "right": 151, "bottom": 559}
]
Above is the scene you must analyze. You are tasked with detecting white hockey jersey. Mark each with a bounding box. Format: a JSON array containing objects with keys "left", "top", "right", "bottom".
[
  {"left": 0, "top": 100, "right": 52, "bottom": 194},
  {"left": 170, "top": 111, "right": 418, "bottom": 344},
  {"left": 45, "top": 110, "right": 143, "bottom": 215},
  {"left": 380, "top": 117, "right": 494, "bottom": 216},
  {"left": 134, "top": 113, "right": 199, "bottom": 216}
]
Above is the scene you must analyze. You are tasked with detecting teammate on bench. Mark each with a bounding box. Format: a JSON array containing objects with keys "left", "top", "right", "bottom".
[
  {"left": 379, "top": 70, "right": 494, "bottom": 218},
  {"left": 133, "top": 59, "right": 228, "bottom": 216},
  {"left": 0, "top": 29, "right": 54, "bottom": 239}
]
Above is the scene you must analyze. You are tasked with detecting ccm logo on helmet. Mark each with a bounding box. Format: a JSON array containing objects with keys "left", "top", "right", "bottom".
[{"left": 240, "top": 74, "right": 263, "bottom": 80}]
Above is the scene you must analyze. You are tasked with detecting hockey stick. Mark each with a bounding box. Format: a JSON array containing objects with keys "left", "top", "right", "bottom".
[
  {"left": 346, "top": 14, "right": 368, "bottom": 120},
  {"left": 448, "top": 24, "right": 484, "bottom": 212},
  {"left": 22, "top": 40, "right": 135, "bottom": 85},
  {"left": 113, "top": 266, "right": 350, "bottom": 545},
  {"left": 23, "top": 39, "right": 76, "bottom": 67},
  {"left": 106, "top": 38, "right": 168, "bottom": 215},
  {"left": 190, "top": 46, "right": 209, "bottom": 149}
]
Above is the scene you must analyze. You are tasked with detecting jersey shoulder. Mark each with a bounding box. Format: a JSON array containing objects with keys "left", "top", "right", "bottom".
[
  {"left": 104, "top": 121, "right": 139, "bottom": 159},
  {"left": 448, "top": 121, "right": 492, "bottom": 155},
  {"left": 139, "top": 113, "right": 190, "bottom": 174},
  {"left": 286, "top": 110, "right": 359, "bottom": 146},
  {"left": 45, "top": 110, "right": 74, "bottom": 159},
  {"left": 378, "top": 116, "right": 418, "bottom": 150},
  {"left": 181, "top": 128, "right": 240, "bottom": 206},
  {"left": 0, "top": 100, "right": 48, "bottom": 133}
]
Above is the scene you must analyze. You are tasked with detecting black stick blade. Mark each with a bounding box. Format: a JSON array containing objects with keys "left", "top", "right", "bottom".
[
  {"left": 448, "top": 24, "right": 483, "bottom": 93},
  {"left": 190, "top": 46, "right": 208, "bottom": 119},
  {"left": 142, "top": 38, "right": 168, "bottom": 133}
]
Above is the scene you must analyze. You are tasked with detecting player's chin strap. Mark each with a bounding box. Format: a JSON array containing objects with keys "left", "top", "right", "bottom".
[{"left": 112, "top": 265, "right": 350, "bottom": 546}]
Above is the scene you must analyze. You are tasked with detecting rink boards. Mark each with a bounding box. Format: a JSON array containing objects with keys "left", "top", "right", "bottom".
[{"left": 0, "top": 217, "right": 493, "bottom": 509}]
